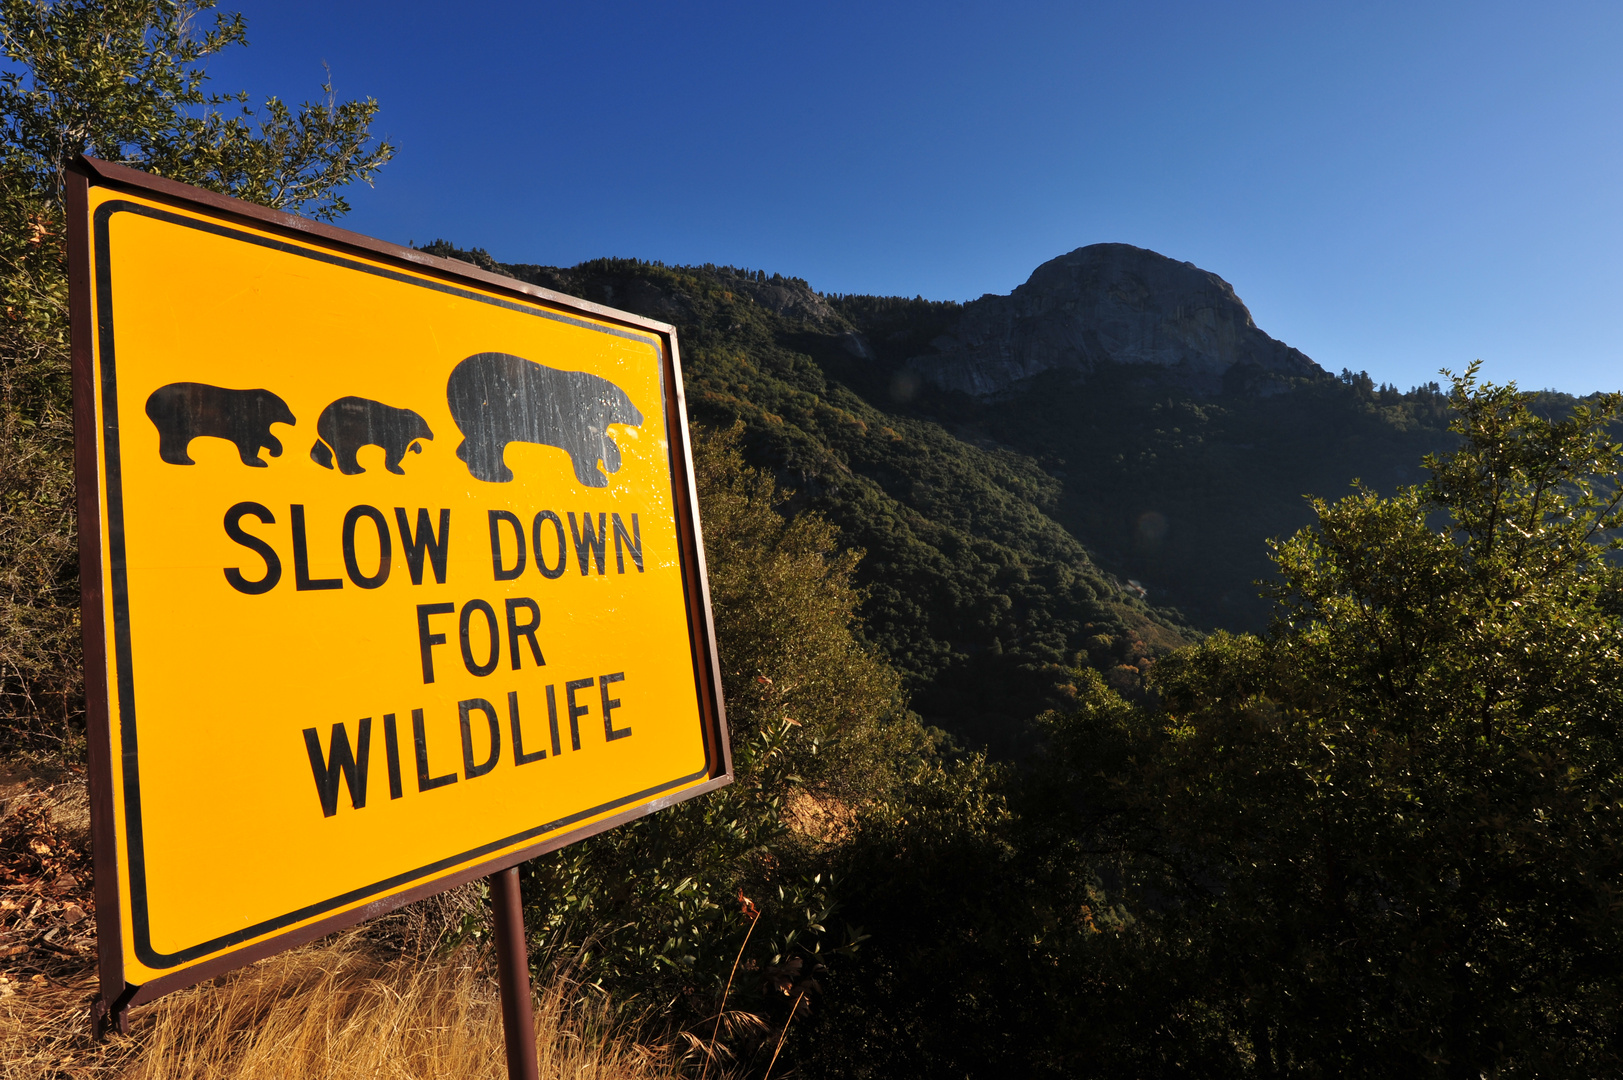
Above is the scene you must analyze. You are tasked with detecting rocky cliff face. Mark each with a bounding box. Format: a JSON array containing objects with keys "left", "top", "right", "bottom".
[{"left": 907, "top": 243, "right": 1324, "bottom": 397}]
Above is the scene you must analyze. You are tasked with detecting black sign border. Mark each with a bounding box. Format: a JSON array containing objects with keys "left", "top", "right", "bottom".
[{"left": 69, "top": 158, "right": 732, "bottom": 1022}]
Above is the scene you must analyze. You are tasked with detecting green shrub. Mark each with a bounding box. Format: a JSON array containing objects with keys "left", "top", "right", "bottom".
[{"left": 521, "top": 426, "right": 930, "bottom": 1041}]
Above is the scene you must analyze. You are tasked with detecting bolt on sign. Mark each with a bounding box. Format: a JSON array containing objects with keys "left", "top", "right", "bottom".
[{"left": 66, "top": 158, "right": 730, "bottom": 1025}]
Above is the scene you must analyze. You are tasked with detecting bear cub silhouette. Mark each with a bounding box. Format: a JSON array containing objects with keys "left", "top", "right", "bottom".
[
  {"left": 145, "top": 383, "right": 295, "bottom": 468},
  {"left": 310, "top": 396, "right": 434, "bottom": 475},
  {"left": 446, "top": 352, "right": 644, "bottom": 486}
]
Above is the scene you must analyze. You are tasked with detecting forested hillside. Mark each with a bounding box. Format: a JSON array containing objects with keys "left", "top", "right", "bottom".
[
  {"left": 424, "top": 244, "right": 1194, "bottom": 754},
  {"left": 423, "top": 241, "right": 1495, "bottom": 750}
]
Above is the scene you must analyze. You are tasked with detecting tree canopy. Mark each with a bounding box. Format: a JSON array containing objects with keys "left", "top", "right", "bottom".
[
  {"left": 0, "top": 0, "right": 392, "bottom": 216},
  {"left": 1039, "top": 364, "right": 1623, "bottom": 1076}
]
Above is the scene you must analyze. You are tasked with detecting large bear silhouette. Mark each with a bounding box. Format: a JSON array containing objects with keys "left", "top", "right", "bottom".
[
  {"left": 310, "top": 396, "right": 434, "bottom": 475},
  {"left": 445, "top": 352, "right": 644, "bottom": 486},
  {"left": 145, "top": 383, "right": 296, "bottom": 468}
]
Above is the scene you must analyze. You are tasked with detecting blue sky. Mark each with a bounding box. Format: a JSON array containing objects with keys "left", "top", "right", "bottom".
[{"left": 209, "top": 1, "right": 1623, "bottom": 394}]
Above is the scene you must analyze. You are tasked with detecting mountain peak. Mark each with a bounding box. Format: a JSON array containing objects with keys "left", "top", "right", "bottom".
[{"left": 909, "top": 243, "right": 1324, "bottom": 397}]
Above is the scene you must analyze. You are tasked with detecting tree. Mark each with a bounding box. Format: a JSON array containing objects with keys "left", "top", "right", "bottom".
[
  {"left": 520, "top": 426, "right": 926, "bottom": 1048},
  {"left": 0, "top": 0, "right": 391, "bottom": 752},
  {"left": 0, "top": 0, "right": 392, "bottom": 217},
  {"left": 1065, "top": 364, "right": 1623, "bottom": 1076}
]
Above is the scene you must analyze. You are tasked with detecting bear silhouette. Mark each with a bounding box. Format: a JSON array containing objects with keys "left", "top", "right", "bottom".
[
  {"left": 445, "top": 352, "right": 644, "bottom": 486},
  {"left": 309, "top": 396, "right": 434, "bottom": 475},
  {"left": 145, "top": 383, "right": 296, "bottom": 468}
]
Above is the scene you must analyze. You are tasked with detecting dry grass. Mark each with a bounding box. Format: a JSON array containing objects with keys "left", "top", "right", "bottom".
[
  {"left": 0, "top": 763, "right": 695, "bottom": 1080},
  {"left": 0, "top": 930, "right": 692, "bottom": 1079}
]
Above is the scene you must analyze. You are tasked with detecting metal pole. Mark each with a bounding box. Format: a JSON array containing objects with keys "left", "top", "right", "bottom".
[{"left": 491, "top": 865, "right": 539, "bottom": 1080}]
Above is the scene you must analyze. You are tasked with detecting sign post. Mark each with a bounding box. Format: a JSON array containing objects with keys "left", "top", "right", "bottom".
[
  {"left": 65, "top": 156, "right": 730, "bottom": 1055},
  {"left": 492, "top": 866, "right": 540, "bottom": 1080}
]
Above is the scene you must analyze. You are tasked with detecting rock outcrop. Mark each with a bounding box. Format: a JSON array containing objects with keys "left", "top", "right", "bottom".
[
  {"left": 728, "top": 273, "right": 842, "bottom": 325},
  {"left": 907, "top": 243, "right": 1323, "bottom": 397}
]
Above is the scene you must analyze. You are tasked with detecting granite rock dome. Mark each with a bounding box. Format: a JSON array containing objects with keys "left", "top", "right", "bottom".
[{"left": 908, "top": 243, "right": 1323, "bottom": 396}]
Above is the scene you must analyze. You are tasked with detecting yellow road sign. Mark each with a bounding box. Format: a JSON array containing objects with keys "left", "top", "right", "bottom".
[{"left": 67, "top": 159, "right": 730, "bottom": 1011}]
